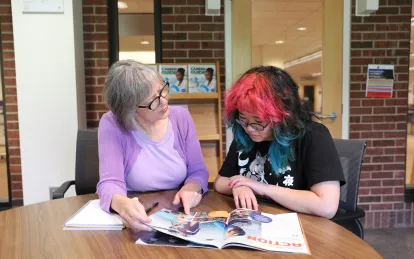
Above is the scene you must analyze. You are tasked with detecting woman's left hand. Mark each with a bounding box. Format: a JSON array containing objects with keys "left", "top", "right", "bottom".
[
  {"left": 228, "top": 176, "right": 268, "bottom": 196},
  {"left": 173, "top": 182, "right": 202, "bottom": 215}
]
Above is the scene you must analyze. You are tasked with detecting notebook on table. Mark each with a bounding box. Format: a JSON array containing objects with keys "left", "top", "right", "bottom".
[{"left": 63, "top": 199, "right": 124, "bottom": 231}]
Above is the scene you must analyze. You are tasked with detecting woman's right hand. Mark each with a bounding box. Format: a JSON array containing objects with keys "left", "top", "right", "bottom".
[
  {"left": 232, "top": 186, "right": 259, "bottom": 211},
  {"left": 111, "top": 194, "right": 152, "bottom": 232}
]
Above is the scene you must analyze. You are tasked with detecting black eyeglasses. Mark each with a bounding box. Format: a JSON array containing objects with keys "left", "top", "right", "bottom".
[
  {"left": 236, "top": 118, "right": 268, "bottom": 131},
  {"left": 137, "top": 82, "right": 169, "bottom": 111}
]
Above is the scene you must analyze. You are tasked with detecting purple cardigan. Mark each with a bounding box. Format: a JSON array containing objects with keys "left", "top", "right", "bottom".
[{"left": 97, "top": 106, "right": 209, "bottom": 212}]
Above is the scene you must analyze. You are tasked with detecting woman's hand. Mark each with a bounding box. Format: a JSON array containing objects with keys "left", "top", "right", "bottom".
[
  {"left": 232, "top": 186, "right": 259, "bottom": 210},
  {"left": 111, "top": 194, "right": 152, "bottom": 232},
  {"left": 173, "top": 182, "right": 202, "bottom": 215},
  {"left": 228, "top": 175, "right": 268, "bottom": 196}
]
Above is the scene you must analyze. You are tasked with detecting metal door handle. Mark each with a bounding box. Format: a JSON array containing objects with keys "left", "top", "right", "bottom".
[{"left": 318, "top": 112, "right": 337, "bottom": 120}]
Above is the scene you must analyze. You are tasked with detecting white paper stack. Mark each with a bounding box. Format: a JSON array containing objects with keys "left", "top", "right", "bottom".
[{"left": 63, "top": 199, "right": 124, "bottom": 231}]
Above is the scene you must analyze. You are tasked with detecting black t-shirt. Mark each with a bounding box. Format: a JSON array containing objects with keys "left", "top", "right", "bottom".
[{"left": 219, "top": 121, "right": 345, "bottom": 190}]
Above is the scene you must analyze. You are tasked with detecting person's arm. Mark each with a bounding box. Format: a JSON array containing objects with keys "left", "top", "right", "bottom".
[
  {"left": 263, "top": 181, "right": 340, "bottom": 218},
  {"left": 213, "top": 175, "right": 232, "bottom": 195},
  {"left": 96, "top": 114, "right": 128, "bottom": 213},
  {"left": 173, "top": 109, "right": 209, "bottom": 214},
  {"left": 181, "top": 110, "right": 209, "bottom": 194}
]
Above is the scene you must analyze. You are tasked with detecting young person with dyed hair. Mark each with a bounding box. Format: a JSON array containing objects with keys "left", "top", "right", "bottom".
[{"left": 214, "top": 66, "right": 345, "bottom": 219}]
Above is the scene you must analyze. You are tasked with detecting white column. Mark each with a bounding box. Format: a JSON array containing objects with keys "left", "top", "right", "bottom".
[{"left": 12, "top": 0, "right": 86, "bottom": 205}]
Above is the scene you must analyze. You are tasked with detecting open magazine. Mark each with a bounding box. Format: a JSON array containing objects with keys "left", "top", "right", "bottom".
[{"left": 136, "top": 208, "right": 310, "bottom": 254}]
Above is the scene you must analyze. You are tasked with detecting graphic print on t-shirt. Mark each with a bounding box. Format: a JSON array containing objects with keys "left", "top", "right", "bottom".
[{"left": 237, "top": 149, "right": 294, "bottom": 187}]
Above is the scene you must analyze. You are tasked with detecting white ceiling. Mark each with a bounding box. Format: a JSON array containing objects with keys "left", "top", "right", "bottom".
[{"left": 252, "top": 0, "right": 322, "bottom": 63}]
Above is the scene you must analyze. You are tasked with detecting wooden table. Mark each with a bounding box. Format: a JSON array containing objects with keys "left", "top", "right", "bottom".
[{"left": 0, "top": 190, "right": 381, "bottom": 258}]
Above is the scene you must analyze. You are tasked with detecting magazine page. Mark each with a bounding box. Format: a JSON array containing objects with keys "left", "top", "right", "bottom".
[
  {"left": 144, "top": 208, "right": 227, "bottom": 248},
  {"left": 188, "top": 64, "right": 217, "bottom": 93},
  {"left": 136, "top": 231, "right": 215, "bottom": 249},
  {"left": 158, "top": 64, "right": 188, "bottom": 94},
  {"left": 222, "top": 209, "right": 310, "bottom": 255}
]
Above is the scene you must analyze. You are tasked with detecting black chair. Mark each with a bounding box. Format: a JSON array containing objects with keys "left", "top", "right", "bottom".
[
  {"left": 331, "top": 139, "right": 367, "bottom": 239},
  {"left": 52, "top": 129, "right": 99, "bottom": 199}
]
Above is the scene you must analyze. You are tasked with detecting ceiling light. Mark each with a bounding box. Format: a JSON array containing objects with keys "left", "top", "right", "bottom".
[
  {"left": 411, "top": 40, "right": 413, "bottom": 43},
  {"left": 118, "top": 1, "right": 128, "bottom": 9},
  {"left": 141, "top": 41, "right": 150, "bottom": 45},
  {"left": 410, "top": 53, "right": 414, "bottom": 57},
  {"left": 297, "top": 27, "right": 307, "bottom": 31},
  {"left": 411, "top": 18, "right": 414, "bottom": 22},
  {"left": 410, "top": 67, "right": 414, "bottom": 71},
  {"left": 311, "top": 72, "right": 322, "bottom": 77},
  {"left": 275, "top": 40, "right": 284, "bottom": 44},
  {"left": 284, "top": 51, "right": 322, "bottom": 68}
]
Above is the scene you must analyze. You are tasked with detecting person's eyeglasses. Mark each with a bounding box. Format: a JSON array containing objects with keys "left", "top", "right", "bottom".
[
  {"left": 236, "top": 118, "right": 268, "bottom": 131},
  {"left": 137, "top": 82, "right": 169, "bottom": 111}
]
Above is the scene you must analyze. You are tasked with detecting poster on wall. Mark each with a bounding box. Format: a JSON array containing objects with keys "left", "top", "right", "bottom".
[
  {"left": 365, "top": 64, "right": 394, "bottom": 98},
  {"left": 188, "top": 64, "right": 217, "bottom": 93},
  {"left": 158, "top": 64, "right": 188, "bottom": 94}
]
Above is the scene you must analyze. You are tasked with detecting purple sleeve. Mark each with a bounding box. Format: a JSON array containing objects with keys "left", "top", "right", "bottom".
[
  {"left": 182, "top": 111, "right": 209, "bottom": 194},
  {"left": 96, "top": 114, "right": 127, "bottom": 213}
]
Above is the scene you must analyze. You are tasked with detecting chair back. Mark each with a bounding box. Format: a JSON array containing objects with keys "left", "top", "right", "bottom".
[
  {"left": 75, "top": 129, "right": 100, "bottom": 195},
  {"left": 333, "top": 139, "right": 367, "bottom": 212}
]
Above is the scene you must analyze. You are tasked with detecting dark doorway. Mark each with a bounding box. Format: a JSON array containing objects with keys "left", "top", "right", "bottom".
[{"left": 303, "top": 85, "right": 315, "bottom": 112}]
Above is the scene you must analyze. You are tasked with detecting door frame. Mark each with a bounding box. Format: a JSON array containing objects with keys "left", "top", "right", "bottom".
[{"left": 224, "top": 0, "right": 351, "bottom": 152}]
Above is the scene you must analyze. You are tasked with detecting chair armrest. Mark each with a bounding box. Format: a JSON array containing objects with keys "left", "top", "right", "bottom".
[
  {"left": 331, "top": 206, "right": 365, "bottom": 222},
  {"left": 52, "top": 181, "right": 75, "bottom": 200}
]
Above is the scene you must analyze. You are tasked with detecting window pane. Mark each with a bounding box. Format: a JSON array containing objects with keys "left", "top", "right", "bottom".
[{"left": 118, "top": 1, "right": 155, "bottom": 64}]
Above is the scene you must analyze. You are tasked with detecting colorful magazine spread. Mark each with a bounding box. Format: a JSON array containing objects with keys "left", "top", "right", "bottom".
[{"left": 136, "top": 208, "right": 310, "bottom": 254}]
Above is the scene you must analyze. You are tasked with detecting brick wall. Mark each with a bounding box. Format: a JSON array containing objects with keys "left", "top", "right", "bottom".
[
  {"left": 83, "top": 0, "right": 110, "bottom": 128},
  {"left": 0, "top": 1, "right": 22, "bottom": 206},
  {"left": 160, "top": 0, "right": 226, "bottom": 157},
  {"left": 350, "top": 0, "right": 414, "bottom": 228}
]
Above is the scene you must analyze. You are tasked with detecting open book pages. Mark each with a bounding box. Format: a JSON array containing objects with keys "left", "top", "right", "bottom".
[
  {"left": 63, "top": 199, "right": 124, "bottom": 231},
  {"left": 137, "top": 208, "right": 310, "bottom": 254}
]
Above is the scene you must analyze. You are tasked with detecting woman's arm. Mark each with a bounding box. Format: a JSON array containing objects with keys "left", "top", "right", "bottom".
[
  {"left": 182, "top": 111, "right": 209, "bottom": 193},
  {"left": 229, "top": 176, "right": 340, "bottom": 219},
  {"left": 213, "top": 175, "right": 232, "bottom": 195},
  {"left": 96, "top": 114, "right": 128, "bottom": 213},
  {"left": 263, "top": 181, "right": 340, "bottom": 219}
]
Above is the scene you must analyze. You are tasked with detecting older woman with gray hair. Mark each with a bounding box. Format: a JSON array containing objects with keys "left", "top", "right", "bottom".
[{"left": 97, "top": 60, "right": 208, "bottom": 232}]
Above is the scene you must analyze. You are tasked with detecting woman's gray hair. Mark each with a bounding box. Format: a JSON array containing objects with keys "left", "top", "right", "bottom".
[{"left": 103, "top": 60, "right": 163, "bottom": 129}]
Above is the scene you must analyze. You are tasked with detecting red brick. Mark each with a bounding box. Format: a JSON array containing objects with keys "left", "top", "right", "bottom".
[
  {"left": 374, "top": 41, "right": 398, "bottom": 48},
  {"left": 95, "top": 7, "right": 107, "bottom": 14},
  {"left": 200, "top": 24, "right": 224, "bottom": 31},
  {"left": 349, "top": 132, "right": 360, "bottom": 139},
  {"left": 371, "top": 187, "right": 393, "bottom": 195},
  {"left": 350, "top": 107, "right": 373, "bottom": 115},
  {"left": 371, "top": 203, "right": 394, "bottom": 210},
  {"left": 174, "top": 42, "right": 199, "bottom": 49},
  {"left": 189, "top": 50, "right": 213, "bottom": 58},
  {"left": 174, "top": 7, "right": 200, "bottom": 14},
  {"left": 360, "top": 196, "right": 381, "bottom": 203},
  {"left": 371, "top": 171, "right": 394, "bottom": 178},
  {"left": 162, "top": 15, "right": 186, "bottom": 23},
  {"left": 186, "top": 0, "right": 205, "bottom": 5},
  {"left": 361, "top": 116, "right": 384, "bottom": 123},
  {"left": 362, "top": 33, "right": 386, "bottom": 41},
  {"left": 382, "top": 195, "right": 404, "bottom": 202},
  {"left": 163, "top": 50, "right": 187, "bottom": 58},
  {"left": 352, "top": 24, "right": 375, "bottom": 31},
  {"left": 360, "top": 179, "right": 382, "bottom": 188},
  {"left": 366, "top": 148, "right": 384, "bottom": 156},
  {"left": 373, "top": 107, "right": 396, "bottom": 114},
  {"left": 202, "top": 42, "right": 224, "bottom": 49},
  {"left": 188, "top": 15, "right": 212, "bottom": 23},
  {"left": 350, "top": 124, "right": 373, "bottom": 131},
  {"left": 163, "top": 32, "right": 187, "bottom": 40},
  {"left": 387, "top": 16, "right": 410, "bottom": 23},
  {"left": 83, "top": 15, "right": 107, "bottom": 24},
  {"left": 361, "top": 132, "right": 383, "bottom": 139},
  {"left": 84, "top": 51, "right": 107, "bottom": 59},
  {"left": 384, "top": 147, "right": 406, "bottom": 155},
  {"left": 175, "top": 24, "right": 200, "bottom": 31},
  {"left": 162, "top": 24, "right": 173, "bottom": 31}
]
